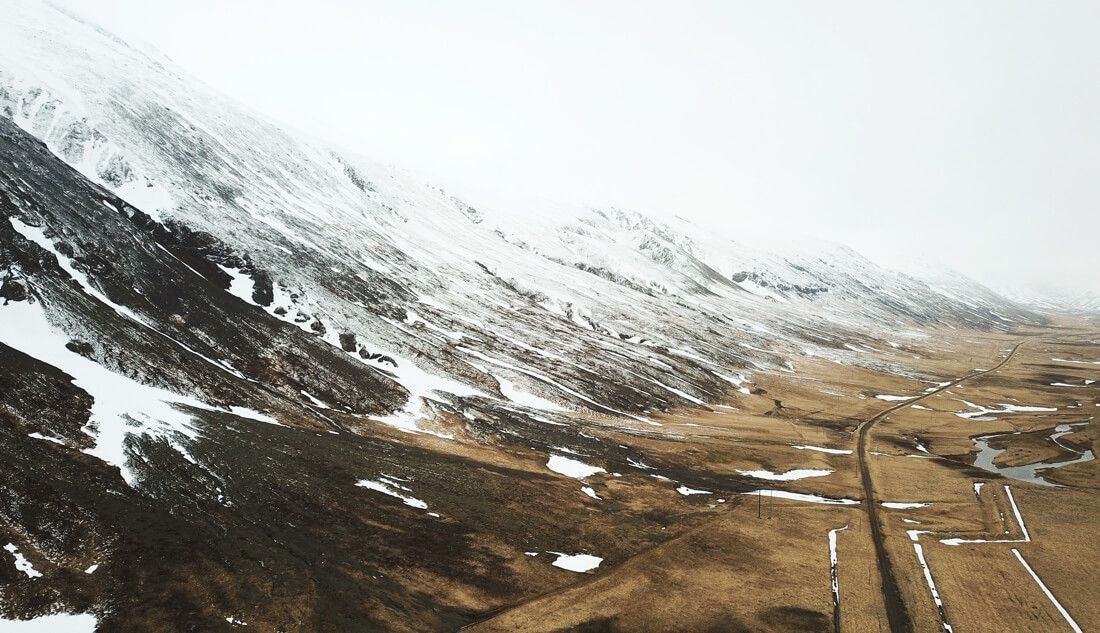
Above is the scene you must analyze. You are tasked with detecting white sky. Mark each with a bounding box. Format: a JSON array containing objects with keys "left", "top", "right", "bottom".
[{"left": 56, "top": 0, "right": 1100, "bottom": 297}]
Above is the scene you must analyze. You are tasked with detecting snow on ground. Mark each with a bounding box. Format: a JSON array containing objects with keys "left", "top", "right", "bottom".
[
  {"left": 493, "top": 373, "right": 568, "bottom": 412},
  {"left": 461, "top": 347, "right": 655, "bottom": 425},
  {"left": 547, "top": 454, "right": 605, "bottom": 479},
  {"left": 882, "top": 502, "right": 929, "bottom": 509},
  {"left": 114, "top": 177, "right": 174, "bottom": 224},
  {"left": 907, "top": 530, "right": 953, "bottom": 633},
  {"left": 641, "top": 376, "right": 706, "bottom": 405},
  {"left": 549, "top": 552, "right": 603, "bottom": 573},
  {"left": 403, "top": 309, "right": 465, "bottom": 342},
  {"left": 300, "top": 390, "right": 330, "bottom": 409},
  {"left": 264, "top": 302, "right": 488, "bottom": 438},
  {"left": 922, "top": 381, "right": 953, "bottom": 393},
  {"left": 10, "top": 217, "right": 143, "bottom": 323},
  {"left": 3, "top": 543, "right": 41, "bottom": 578},
  {"left": 791, "top": 445, "right": 852, "bottom": 455},
  {"left": 1052, "top": 358, "right": 1100, "bottom": 365},
  {"left": 875, "top": 394, "right": 915, "bottom": 401},
  {"left": 0, "top": 299, "right": 282, "bottom": 486},
  {"left": 580, "top": 486, "right": 601, "bottom": 500},
  {"left": 828, "top": 525, "right": 849, "bottom": 610},
  {"left": 953, "top": 399, "right": 1057, "bottom": 419},
  {"left": 741, "top": 490, "right": 859, "bottom": 505},
  {"left": 1012, "top": 549, "right": 1083, "bottom": 633},
  {"left": 355, "top": 476, "right": 428, "bottom": 510},
  {"left": 227, "top": 406, "right": 282, "bottom": 426},
  {"left": 676, "top": 485, "right": 711, "bottom": 496},
  {"left": 215, "top": 264, "right": 258, "bottom": 306},
  {"left": 941, "top": 485, "right": 1029, "bottom": 546},
  {"left": 10, "top": 218, "right": 258, "bottom": 384},
  {"left": 0, "top": 614, "right": 98, "bottom": 632},
  {"left": 736, "top": 468, "right": 833, "bottom": 481},
  {"left": 27, "top": 432, "right": 65, "bottom": 445},
  {"left": 358, "top": 347, "right": 485, "bottom": 436}
]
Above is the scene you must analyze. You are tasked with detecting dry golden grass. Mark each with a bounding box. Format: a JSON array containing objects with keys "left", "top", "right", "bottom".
[
  {"left": 388, "top": 321, "right": 1099, "bottom": 632},
  {"left": 468, "top": 501, "right": 859, "bottom": 633}
]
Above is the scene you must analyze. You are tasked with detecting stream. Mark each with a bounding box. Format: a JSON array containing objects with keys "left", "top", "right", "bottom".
[{"left": 972, "top": 422, "right": 1094, "bottom": 487}]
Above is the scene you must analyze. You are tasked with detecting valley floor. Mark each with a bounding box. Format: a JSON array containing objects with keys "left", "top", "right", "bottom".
[
  {"left": 2, "top": 317, "right": 1097, "bottom": 633},
  {"left": 454, "top": 318, "right": 1099, "bottom": 633}
]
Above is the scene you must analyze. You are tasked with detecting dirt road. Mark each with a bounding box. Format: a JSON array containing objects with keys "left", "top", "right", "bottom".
[{"left": 853, "top": 340, "right": 1026, "bottom": 633}]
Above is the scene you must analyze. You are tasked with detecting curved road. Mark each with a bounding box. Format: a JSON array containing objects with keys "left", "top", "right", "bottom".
[{"left": 853, "top": 340, "right": 1026, "bottom": 633}]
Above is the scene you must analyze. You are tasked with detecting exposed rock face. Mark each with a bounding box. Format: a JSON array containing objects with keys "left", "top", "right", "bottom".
[{"left": 0, "top": 273, "right": 26, "bottom": 302}]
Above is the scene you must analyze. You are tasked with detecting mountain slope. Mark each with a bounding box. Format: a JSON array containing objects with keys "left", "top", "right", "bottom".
[
  {"left": 0, "top": 1, "right": 1052, "bottom": 630},
  {"left": 1, "top": 0, "right": 1041, "bottom": 430},
  {"left": 1, "top": 115, "right": 691, "bottom": 632}
]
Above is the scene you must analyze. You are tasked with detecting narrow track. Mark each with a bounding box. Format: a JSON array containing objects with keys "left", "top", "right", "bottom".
[{"left": 852, "top": 340, "right": 1026, "bottom": 633}]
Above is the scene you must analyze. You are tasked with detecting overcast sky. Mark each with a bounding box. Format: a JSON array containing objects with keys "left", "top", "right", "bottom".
[{"left": 57, "top": 0, "right": 1100, "bottom": 297}]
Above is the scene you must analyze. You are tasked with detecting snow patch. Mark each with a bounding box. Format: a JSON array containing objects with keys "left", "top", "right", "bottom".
[
  {"left": 941, "top": 485, "right": 1029, "bottom": 546},
  {"left": 27, "top": 432, "right": 66, "bottom": 445},
  {"left": 3, "top": 543, "right": 41, "bottom": 578},
  {"left": 828, "top": 525, "right": 848, "bottom": 611},
  {"left": 791, "top": 445, "right": 851, "bottom": 455},
  {"left": 675, "top": 485, "right": 711, "bottom": 496},
  {"left": 0, "top": 613, "right": 98, "bottom": 632},
  {"left": 493, "top": 373, "right": 568, "bottom": 412},
  {"left": 953, "top": 399, "right": 1057, "bottom": 419},
  {"left": 549, "top": 552, "right": 602, "bottom": 573},
  {"left": 300, "top": 390, "right": 330, "bottom": 409},
  {"left": 356, "top": 476, "right": 428, "bottom": 510},
  {"left": 737, "top": 468, "right": 833, "bottom": 481},
  {"left": 215, "top": 264, "right": 258, "bottom": 306},
  {"left": 1052, "top": 358, "right": 1100, "bottom": 365},
  {"left": 907, "top": 530, "right": 953, "bottom": 632},
  {"left": 741, "top": 490, "right": 859, "bottom": 505},
  {"left": 547, "top": 455, "right": 605, "bottom": 479},
  {"left": 580, "top": 486, "right": 601, "bottom": 500}
]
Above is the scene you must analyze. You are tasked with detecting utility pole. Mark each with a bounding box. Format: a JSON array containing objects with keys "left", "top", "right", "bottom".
[{"left": 757, "top": 489, "right": 762, "bottom": 519}]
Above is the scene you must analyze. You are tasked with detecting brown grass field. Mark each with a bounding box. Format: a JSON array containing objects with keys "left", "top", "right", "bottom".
[
  {"left": 423, "top": 317, "right": 1100, "bottom": 633},
  {"left": 43, "top": 317, "right": 1088, "bottom": 632}
]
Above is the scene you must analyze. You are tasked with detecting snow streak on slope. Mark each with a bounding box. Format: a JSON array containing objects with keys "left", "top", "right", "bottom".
[
  {"left": 0, "top": 0, "right": 1040, "bottom": 433},
  {"left": 0, "top": 296, "right": 283, "bottom": 486}
]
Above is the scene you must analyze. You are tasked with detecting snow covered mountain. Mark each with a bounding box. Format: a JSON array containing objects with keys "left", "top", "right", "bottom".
[
  {"left": 998, "top": 286, "right": 1100, "bottom": 316},
  {"left": 0, "top": 0, "right": 1038, "bottom": 425},
  {"left": 0, "top": 1, "right": 1046, "bottom": 630}
]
